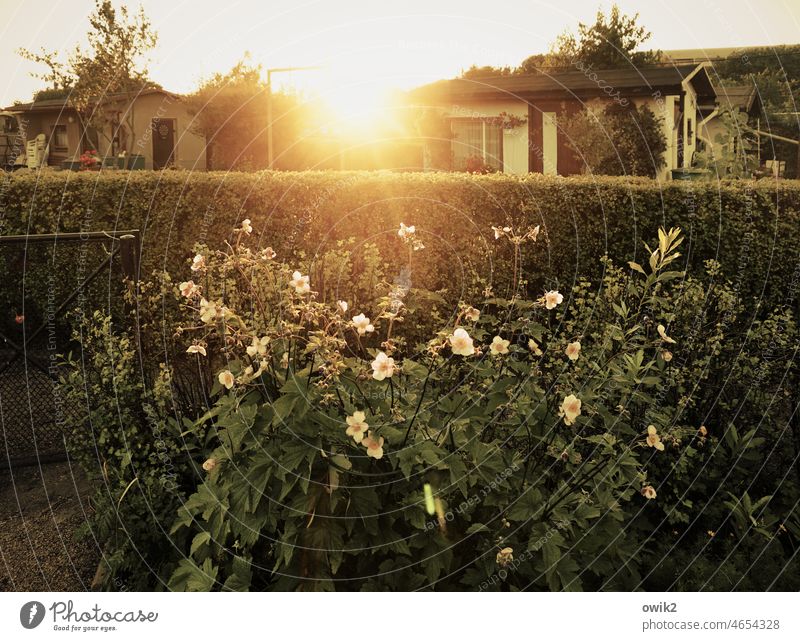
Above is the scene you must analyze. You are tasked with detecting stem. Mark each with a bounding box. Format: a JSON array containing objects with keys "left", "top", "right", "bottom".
[{"left": 402, "top": 355, "right": 434, "bottom": 446}]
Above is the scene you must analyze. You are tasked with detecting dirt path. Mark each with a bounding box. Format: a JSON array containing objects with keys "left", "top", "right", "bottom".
[{"left": 0, "top": 462, "right": 99, "bottom": 591}]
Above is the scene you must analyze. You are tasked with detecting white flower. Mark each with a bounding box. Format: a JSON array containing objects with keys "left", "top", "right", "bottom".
[
  {"left": 202, "top": 458, "right": 217, "bottom": 472},
  {"left": 246, "top": 336, "right": 270, "bottom": 357},
  {"left": 398, "top": 222, "right": 424, "bottom": 250},
  {"left": 490, "top": 335, "right": 510, "bottom": 356},
  {"left": 337, "top": 300, "right": 348, "bottom": 313},
  {"left": 661, "top": 349, "right": 673, "bottom": 362},
  {"left": 351, "top": 313, "right": 375, "bottom": 336},
  {"left": 398, "top": 222, "right": 416, "bottom": 239},
  {"left": 449, "top": 328, "right": 475, "bottom": 356},
  {"left": 496, "top": 547, "right": 514, "bottom": 567},
  {"left": 290, "top": 270, "right": 310, "bottom": 295},
  {"left": 371, "top": 351, "right": 395, "bottom": 381},
  {"left": 218, "top": 370, "right": 235, "bottom": 390},
  {"left": 363, "top": 431, "right": 385, "bottom": 460},
  {"left": 641, "top": 485, "right": 657, "bottom": 500},
  {"left": 238, "top": 218, "right": 253, "bottom": 234},
  {"left": 559, "top": 394, "right": 582, "bottom": 426},
  {"left": 199, "top": 298, "right": 219, "bottom": 324},
  {"left": 492, "top": 225, "right": 512, "bottom": 240},
  {"left": 565, "top": 341, "right": 581, "bottom": 361},
  {"left": 463, "top": 306, "right": 480, "bottom": 322},
  {"left": 260, "top": 247, "right": 277, "bottom": 260},
  {"left": 190, "top": 253, "right": 206, "bottom": 272},
  {"left": 646, "top": 425, "right": 665, "bottom": 451},
  {"left": 187, "top": 344, "right": 206, "bottom": 356},
  {"left": 345, "top": 410, "right": 369, "bottom": 444},
  {"left": 528, "top": 339, "right": 543, "bottom": 356},
  {"left": 657, "top": 324, "right": 676, "bottom": 344},
  {"left": 544, "top": 290, "right": 563, "bottom": 310},
  {"left": 179, "top": 280, "right": 199, "bottom": 298}
]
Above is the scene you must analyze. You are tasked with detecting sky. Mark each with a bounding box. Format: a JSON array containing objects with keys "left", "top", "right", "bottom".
[{"left": 1, "top": 0, "right": 799, "bottom": 115}]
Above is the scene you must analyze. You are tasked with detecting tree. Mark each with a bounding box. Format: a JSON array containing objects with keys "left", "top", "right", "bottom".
[
  {"left": 460, "top": 64, "right": 513, "bottom": 79},
  {"left": 19, "top": 0, "right": 158, "bottom": 155},
  {"left": 517, "top": 4, "right": 660, "bottom": 73},
  {"left": 713, "top": 45, "right": 800, "bottom": 176},
  {"left": 695, "top": 108, "right": 759, "bottom": 178},
  {"left": 561, "top": 102, "right": 666, "bottom": 177},
  {"left": 187, "top": 57, "right": 307, "bottom": 170},
  {"left": 414, "top": 107, "right": 452, "bottom": 170}
]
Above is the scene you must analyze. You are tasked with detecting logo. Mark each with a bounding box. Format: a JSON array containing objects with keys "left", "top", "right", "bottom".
[{"left": 20, "top": 601, "right": 46, "bottom": 629}]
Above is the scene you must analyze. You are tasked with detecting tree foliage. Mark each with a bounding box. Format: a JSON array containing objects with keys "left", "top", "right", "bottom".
[
  {"left": 561, "top": 103, "right": 666, "bottom": 177},
  {"left": 546, "top": 4, "right": 661, "bottom": 70},
  {"left": 464, "top": 4, "right": 661, "bottom": 77},
  {"left": 18, "top": 0, "right": 158, "bottom": 153},
  {"left": 713, "top": 44, "right": 800, "bottom": 176},
  {"left": 187, "top": 57, "right": 312, "bottom": 170}
]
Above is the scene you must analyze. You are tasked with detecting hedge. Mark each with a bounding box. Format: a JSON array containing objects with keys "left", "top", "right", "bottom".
[{"left": 2, "top": 170, "right": 799, "bottom": 313}]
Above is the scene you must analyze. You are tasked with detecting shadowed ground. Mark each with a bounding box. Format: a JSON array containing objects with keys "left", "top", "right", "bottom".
[{"left": 0, "top": 462, "right": 99, "bottom": 591}]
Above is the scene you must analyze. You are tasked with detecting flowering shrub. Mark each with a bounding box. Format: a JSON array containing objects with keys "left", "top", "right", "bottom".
[
  {"left": 157, "top": 218, "right": 799, "bottom": 592},
  {"left": 79, "top": 148, "right": 100, "bottom": 170},
  {"left": 59, "top": 308, "right": 204, "bottom": 589}
]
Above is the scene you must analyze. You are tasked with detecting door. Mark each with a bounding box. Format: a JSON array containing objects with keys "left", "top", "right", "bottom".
[
  {"left": 542, "top": 112, "right": 558, "bottom": 175},
  {"left": 152, "top": 118, "right": 176, "bottom": 169}
]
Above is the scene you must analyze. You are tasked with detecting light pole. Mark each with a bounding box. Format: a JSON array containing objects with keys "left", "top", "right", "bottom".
[{"left": 266, "top": 66, "right": 321, "bottom": 169}]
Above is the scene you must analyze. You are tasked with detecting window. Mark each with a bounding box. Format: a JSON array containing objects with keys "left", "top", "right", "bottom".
[
  {"left": 50, "top": 124, "right": 68, "bottom": 150},
  {"left": 451, "top": 119, "right": 503, "bottom": 171},
  {"left": 687, "top": 118, "right": 694, "bottom": 145}
]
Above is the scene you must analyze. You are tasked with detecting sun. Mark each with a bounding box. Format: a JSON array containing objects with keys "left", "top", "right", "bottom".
[{"left": 319, "top": 82, "right": 393, "bottom": 134}]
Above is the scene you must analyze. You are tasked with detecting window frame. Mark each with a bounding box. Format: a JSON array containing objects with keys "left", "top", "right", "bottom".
[
  {"left": 450, "top": 117, "right": 504, "bottom": 172},
  {"left": 50, "top": 123, "right": 69, "bottom": 152}
]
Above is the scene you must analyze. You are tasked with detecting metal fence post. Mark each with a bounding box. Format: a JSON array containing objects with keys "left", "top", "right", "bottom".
[
  {"left": 119, "top": 233, "right": 139, "bottom": 287},
  {"left": 119, "top": 233, "right": 141, "bottom": 359}
]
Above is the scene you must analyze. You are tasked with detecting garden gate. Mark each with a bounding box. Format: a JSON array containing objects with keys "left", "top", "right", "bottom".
[{"left": 0, "top": 230, "right": 140, "bottom": 468}]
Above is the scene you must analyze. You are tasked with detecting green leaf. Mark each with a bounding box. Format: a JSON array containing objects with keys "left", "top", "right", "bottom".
[
  {"left": 190, "top": 531, "right": 212, "bottom": 556},
  {"left": 541, "top": 538, "right": 561, "bottom": 591}
]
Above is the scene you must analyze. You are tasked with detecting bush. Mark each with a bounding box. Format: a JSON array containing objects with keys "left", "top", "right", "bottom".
[
  {"left": 160, "top": 222, "right": 798, "bottom": 590},
  {"left": 561, "top": 103, "right": 667, "bottom": 177},
  {"left": 2, "top": 171, "right": 799, "bottom": 315},
  {"left": 58, "top": 285, "right": 205, "bottom": 590}
]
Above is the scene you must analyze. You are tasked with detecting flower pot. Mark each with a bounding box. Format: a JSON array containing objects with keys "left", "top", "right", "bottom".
[{"left": 126, "top": 154, "right": 145, "bottom": 170}]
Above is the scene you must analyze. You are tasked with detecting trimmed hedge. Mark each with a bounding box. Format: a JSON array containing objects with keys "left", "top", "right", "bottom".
[{"left": 2, "top": 170, "right": 799, "bottom": 309}]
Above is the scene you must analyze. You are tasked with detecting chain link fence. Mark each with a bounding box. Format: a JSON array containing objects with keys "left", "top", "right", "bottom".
[{"left": 0, "top": 231, "right": 139, "bottom": 467}]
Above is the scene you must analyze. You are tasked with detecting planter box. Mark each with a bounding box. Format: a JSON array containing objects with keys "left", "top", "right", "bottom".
[
  {"left": 117, "top": 154, "right": 145, "bottom": 170},
  {"left": 127, "top": 154, "right": 145, "bottom": 170},
  {"left": 671, "top": 168, "right": 709, "bottom": 181}
]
